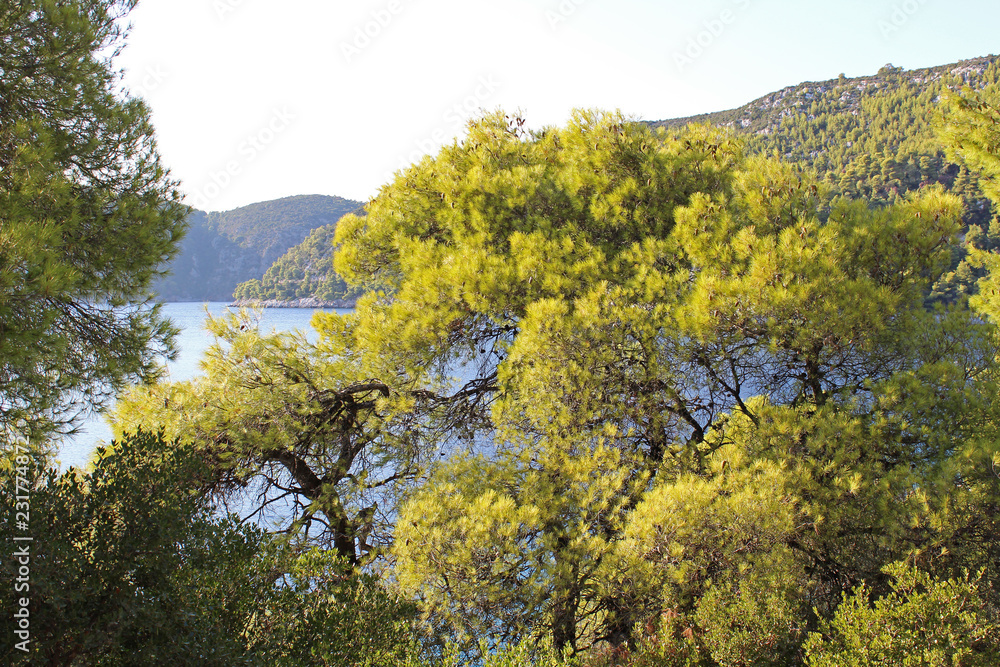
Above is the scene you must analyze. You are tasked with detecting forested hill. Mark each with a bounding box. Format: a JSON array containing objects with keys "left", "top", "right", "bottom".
[
  {"left": 152, "top": 194, "right": 362, "bottom": 301},
  {"left": 651, "top": 55, "right": 1000, "bottom": 302},
  {"left": 229, "top": 56, "right": 1000, "bottom": 307},
  {"left": 651, "top": 56, "right": 998, "bottom": 188},
  {"left": 221, "top": 56, "right": 1000, "bottom": 303},
  {"left": 232, "top": 221, "right": 360, "bottom": 306}
]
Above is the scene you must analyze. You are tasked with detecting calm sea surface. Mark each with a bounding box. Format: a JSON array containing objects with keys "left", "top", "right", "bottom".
[{"left": 57, "top": 302, "right": 351, "bottom": 470}]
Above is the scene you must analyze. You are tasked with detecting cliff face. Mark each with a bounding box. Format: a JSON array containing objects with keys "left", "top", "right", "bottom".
[{"left": 152, "top": 194, "right": 362, "bottom": 302}]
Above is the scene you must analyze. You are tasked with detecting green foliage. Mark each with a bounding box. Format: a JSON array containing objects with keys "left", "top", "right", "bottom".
[
  {"left": 154, "top": 194, "right": 361, "bottom": 302},
  {"left": 248, "top": 547, "right": 418, "bottom": 667},
  {"left": 204, "top": 194, "right": 359, "bottom": 250},
  {"left": 692, "top": 575, "right": 805, "bottom": 666},
  {"left": 238, "top": 58, "right": 1000, "bottom": 308},
  {"left": 655, "top": 56, "right": 1000, "bottom": 305},
  {"left": 233, "top": 221, "right": 360, "bottom": 303},
  {"left": 614, "top": 454, "right": 809, "bottom": 665},
  {"left": 0, "top": 429, "right": 256, "bottom": 664},
  {"left": 579, "top": 612, "right": 704, "bottom": 667},
  {"left": 405, "top": 637, "right": 567, "bottom": 667},
  {"left": 0, "top": 0, "right": 188, "bottom": 439},
  {"left": 939, "top": 82, "right": 1000, "bottom": 322},
  {"left": 655, "top": 56, "right": 999, "bottom": 205},
  {"left": 113, "top": 308, "right": 439, "bottom": 563},
  {"left": 395, "top": 445, "right": 640, "bottom": 656},
  {"left": 0, "top": 429, "right": 419, "bottom": 665},
  {"left": 116, "top": 107, "right": 1000, "bottom": 663},
  {"left": 330, "top": 109, "right": 1000, "bottom": 659},
  {"left": 939, "top": 83, "right": 1000, "bottom": 204},
  {"left": 803, "top": 562, "right": 999, "bottom": 666}
]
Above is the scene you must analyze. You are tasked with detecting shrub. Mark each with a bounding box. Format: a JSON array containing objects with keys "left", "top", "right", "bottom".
[{"left": 804, "top": 562, "right": 999, "bottom": 666}]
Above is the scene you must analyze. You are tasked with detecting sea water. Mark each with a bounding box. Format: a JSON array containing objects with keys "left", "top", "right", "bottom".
[{"left": 55, "top": 302, "right": 351, "bottom": 470}]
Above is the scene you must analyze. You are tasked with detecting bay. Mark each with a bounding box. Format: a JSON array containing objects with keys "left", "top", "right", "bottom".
[{"left": 57, "top": 302, "right": 352, "bottom": 471}]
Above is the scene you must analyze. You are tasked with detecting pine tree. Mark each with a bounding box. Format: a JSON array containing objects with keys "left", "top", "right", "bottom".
[
  {"left": 0, "top": 0, "right": 187, "bottom": 441},
  {"left": 331, "top": 110, "right": 999, "bottom": 657}
]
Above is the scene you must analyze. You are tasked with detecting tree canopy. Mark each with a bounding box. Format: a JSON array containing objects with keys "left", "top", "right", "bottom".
[
  {"left": 334, "top": 111, "right": 998, "bottom": 657},
  {"left": 0, "top": 0, "right": 187, "bottom": 441},
  {"left": 939, "top": 81, "right": 1000, "bottom": 322},
  {"left": 114, "top": 310, "right": 441, "bottom": 564},
  {"left": 655, "top": 57, "right": 1000, "bottom": 306},
  {"left": 113, "top": 109, "right": 1000, "bottom": 664},
  {"left": 0, "top": 429, "right": 416, "bottom": 665},
  {"left": 232, "top": 221, "right": 360, "bottom": 303}
]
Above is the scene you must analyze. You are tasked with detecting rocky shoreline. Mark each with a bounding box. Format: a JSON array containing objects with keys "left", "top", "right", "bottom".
[{"left": 228, "top": 297, "right": 356, "bottom": 309}]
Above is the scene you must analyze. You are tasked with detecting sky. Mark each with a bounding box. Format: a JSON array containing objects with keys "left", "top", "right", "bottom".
[{"left": 115, "top": 0, "right": 1000, "bottom": 212}]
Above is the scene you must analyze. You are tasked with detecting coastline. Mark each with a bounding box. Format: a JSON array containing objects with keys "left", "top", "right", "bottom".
[{"left": 228, "top": 297, "right": 356, "bottom": 309}]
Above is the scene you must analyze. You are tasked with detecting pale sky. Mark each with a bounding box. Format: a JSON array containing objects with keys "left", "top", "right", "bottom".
[{"left": 115, "top": 0, "right": 1000, "bottom": 212}]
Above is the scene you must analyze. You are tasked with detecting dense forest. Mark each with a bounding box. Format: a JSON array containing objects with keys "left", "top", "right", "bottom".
[
  {"left": 153, "top": 194, "right": 361, "bottom": 302},
  {"left": 3, "top": 2, "right": 1000, "bottom": 666},
  {"left": 654, "top": 56, "right": 1000, "bottom": 303},
  {"left": 232, "top": 221, "right": 360, "bottom": 305}
]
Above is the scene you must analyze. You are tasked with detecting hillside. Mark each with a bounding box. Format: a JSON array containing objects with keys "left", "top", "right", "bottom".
[
  {"left": 232, "top": 221, "right": 360, "bottom": 306},
  {"left": 225, "top": 57, "right": 1000, "bottom": 307},
  {"left": 652, "top": 55, "right": 1000, "bottom": 302},
  {"left": 152, "top": 194, "right": 362, "bottom": 301}
]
